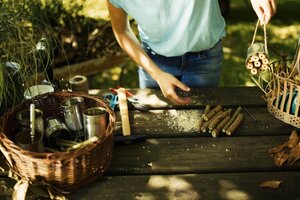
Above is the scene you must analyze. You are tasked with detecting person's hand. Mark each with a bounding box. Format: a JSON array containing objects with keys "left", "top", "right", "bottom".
[
  {"left": 155, "top": 72, "right": 191, "bottom": 105},
  {"left": 250, "top": 0, "right": 277, "bottom": 24}
]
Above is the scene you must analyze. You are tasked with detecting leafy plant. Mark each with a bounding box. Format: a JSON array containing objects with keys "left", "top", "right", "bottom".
[{"left": 0, "top": 0, "right": 59, "bottom": 114}]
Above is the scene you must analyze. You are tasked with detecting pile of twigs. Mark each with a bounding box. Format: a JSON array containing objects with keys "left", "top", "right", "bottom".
[{"left": 199, "top": 105, "right": 244, "bottom": 137}]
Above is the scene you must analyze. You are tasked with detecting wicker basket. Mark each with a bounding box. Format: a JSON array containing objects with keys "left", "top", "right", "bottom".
[
  {"left": 0, "top": 91, "right": 115, "bottom": 191},
  {"left": 266, "top": 60, "right": 300, "bottom": 128}
]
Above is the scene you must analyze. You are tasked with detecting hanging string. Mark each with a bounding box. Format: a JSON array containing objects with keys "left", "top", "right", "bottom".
[
  {"left": 251, "top": 20, "right": 260, "bottom": 45},
  {"left": 264, "top": 22, "right": 268, "bottom": 55}
]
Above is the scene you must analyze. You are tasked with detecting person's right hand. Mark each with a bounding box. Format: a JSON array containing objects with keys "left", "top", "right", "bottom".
[
  {"left": 250, "top": 0, "right": 277, "bottom": 24},
  {"left": 155, "top": 72, "right": 191, "bottom": 105}
]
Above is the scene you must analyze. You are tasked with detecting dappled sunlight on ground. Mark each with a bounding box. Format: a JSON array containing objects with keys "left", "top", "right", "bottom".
[
  {"left": 218, "top": 180, "right": 251, "bottom": 200},
  {"left": 145, "top": 175, "right": 200, "bottom": 200}
]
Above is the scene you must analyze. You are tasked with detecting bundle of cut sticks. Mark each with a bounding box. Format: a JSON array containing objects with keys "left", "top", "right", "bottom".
[
  {"left": 246, "top": 52, "right": 270, "bottom": 75},
  {"left": 199, "top": 105, "right": 244, "bottom": 137}
]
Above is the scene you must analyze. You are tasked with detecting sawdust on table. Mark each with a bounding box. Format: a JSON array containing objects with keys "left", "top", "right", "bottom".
[{"left": 163, "top": 110, "right": 202, "bottom": 132}]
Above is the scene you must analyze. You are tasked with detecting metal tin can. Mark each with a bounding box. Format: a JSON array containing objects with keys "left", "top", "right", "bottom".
[
  {"left": 45, "top": 117, "right": 72, "bottom": 148},
  {"left": 82, "top": 107, "right": 108, "bottom": 140},
  {"left": 61, "top": 96, "right": 84, "bottom": 139}
]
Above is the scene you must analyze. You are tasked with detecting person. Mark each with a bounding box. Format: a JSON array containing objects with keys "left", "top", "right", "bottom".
[{"left": 106, "top": 0, "right": 276, "bottom": 105}]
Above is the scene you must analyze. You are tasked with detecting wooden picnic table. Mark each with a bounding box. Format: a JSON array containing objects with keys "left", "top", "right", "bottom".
[
  {"left": 69, "top": 86, "right": 300, "bottom": 200},
  {"left": 1, "top": 86, "right": 300, "bottom": 199}
]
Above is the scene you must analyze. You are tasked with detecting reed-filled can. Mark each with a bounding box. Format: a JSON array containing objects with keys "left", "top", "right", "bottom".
[{"left": 246, "top": 43, "right": 270, "bottom": 75}]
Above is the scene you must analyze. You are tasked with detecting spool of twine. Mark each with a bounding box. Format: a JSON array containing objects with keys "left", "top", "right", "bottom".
[{"left": 69, "top": 75, "right": 89, "bottom": 93}]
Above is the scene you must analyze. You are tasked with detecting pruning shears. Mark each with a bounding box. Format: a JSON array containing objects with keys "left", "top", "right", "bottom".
[
  {"left": 109, "top": 87, "right": 148, "bottom": 110},
  {"left": 103, "top": 93, "right": 119, "bottom": 110}
]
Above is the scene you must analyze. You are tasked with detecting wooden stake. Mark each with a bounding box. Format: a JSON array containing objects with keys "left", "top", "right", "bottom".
[
  {"left": 226, "top": 113, "right": 244, "bottom": 136},
  {"left": 118, "top": 88, "right": 131, "bottom": 136},
  {"left": 222, "top": 106, "right": 242, "bottom": 133},
  {"left": 203, "top": 105, "right": 222, "bottom": 121}
]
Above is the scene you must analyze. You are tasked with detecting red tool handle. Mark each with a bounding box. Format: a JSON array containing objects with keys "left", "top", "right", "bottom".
[{"left": 109, "top": 86, "right": 134, "bottom": 97}]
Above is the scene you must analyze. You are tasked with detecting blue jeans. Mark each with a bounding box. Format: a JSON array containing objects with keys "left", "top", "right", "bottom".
[{"left": 138, "top": 40, "right": 223, "bottom": 88}]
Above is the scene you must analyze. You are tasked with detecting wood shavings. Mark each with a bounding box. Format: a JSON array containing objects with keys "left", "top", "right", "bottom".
[
  {"left": 259, "top": 180, "right": 282, "bottom": 189},
  {"left": 165, "top": 110, "right": 201, "bottom": 132}
]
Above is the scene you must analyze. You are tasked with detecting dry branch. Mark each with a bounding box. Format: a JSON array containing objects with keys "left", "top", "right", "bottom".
[
  {"left": 211, "top": 115, "right": 230, "bottom": 138},
  {"left": 208, "top": 109, "right": 232, "bottom": 131},
  {"left": 226, "top": 113, "right": 244, "bottom": 136},
  {"left": 203, "top": 105, "right": 222, "bottom": 121},
  {"left": 222, "top": 106, "right": 242, "bottom": 133}
]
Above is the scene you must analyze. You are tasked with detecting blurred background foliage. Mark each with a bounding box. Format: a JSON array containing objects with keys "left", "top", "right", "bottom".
[
  {"left": 65, "top": 0, "right": 300, "bottom": 89},
  {"left": 1, "top": 0, "right": 300, "bottom": 91}
]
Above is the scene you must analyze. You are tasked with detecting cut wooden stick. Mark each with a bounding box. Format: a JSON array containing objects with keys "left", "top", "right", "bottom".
[
  {"left": 208, "top": 109, "right": 232, "bottom": 131},
  {"left": 258, "top": 53, "right": 266, "bottom": 60},
  {"left": 199, "top": 105, "right": 211, "bottom": 133},
  {"left": 222, "top": 106, "right": 242, "bottom": 133},
  {"left": 248, "top": 56, "right": 253, "bottom": 62},
  {"left": 251, "top": 68, "right": 258, "bottom": 75},
  {"left": 261, "top": 64, "right": 268, "bottom": 71},
  {"left": 247, "top": 63, "right": 254, "bottom": 70},
  {"left": 203, "top": 105, "right": 211, "bottom": 116},
  {"left": 262, "top": 58, "right": 269, "bottom": 65},
  {"left": 201, "top": 117, "right": 214, "bottom": 133},
  {"left": 252, "top": 55, "right": 259, "bottom": 62},
  {"left": 254, "top": 61, "right": 261, "bottom": 67},
  {"left": 203, "top": 105, "right": 222, "bottom": 121},
  {"left": 212, "top": 115, "right": 230, "bottom": 138},
  {"left": 226, "top": 113, "right": 244, "bottom": 136}
]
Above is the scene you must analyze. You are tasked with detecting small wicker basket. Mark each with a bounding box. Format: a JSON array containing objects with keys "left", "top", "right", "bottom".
[
  {"left": 0, "top": 91, "right": 115, "bottom": 191},
  {"left": 266, "top": 60, "right": 300, "bottom": 128}
]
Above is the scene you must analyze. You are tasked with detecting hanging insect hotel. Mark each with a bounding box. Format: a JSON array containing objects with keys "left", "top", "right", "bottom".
[{"left": 246, "top": 20, "right": 300, "bottom": 128}]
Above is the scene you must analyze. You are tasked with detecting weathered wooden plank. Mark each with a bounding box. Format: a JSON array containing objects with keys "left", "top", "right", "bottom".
[
  {"left": 127, "top": 87, "right": 266, "bottom": 109},
  {"left": 108, "top": 136, "right": 299, "bottom": 175},
  {"left": 91, "top": 87, "right": 266, "bottom": 109},
  {"left": 69, "top": 171, "right": 300, "bottom": 200},
  {"left": 2, "top": 171, "right": 299, "bottom": 199},
  {"left": 113, "top": 107, "right": 294, "bottom": 137}
]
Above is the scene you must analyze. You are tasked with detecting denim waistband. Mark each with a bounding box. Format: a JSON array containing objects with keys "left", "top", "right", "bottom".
[{"left": 141, "top": 40, "right": 222, "bottom": 59}]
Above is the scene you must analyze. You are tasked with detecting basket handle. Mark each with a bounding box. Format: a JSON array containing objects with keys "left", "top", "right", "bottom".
[{"left": 251, "top": 19, "right": 269, "bottom": 55}]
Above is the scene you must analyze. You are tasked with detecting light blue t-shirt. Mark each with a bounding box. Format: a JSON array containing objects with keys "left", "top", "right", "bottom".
[{"left": 109, "top": 0, "right": 226, "bottom": 57}]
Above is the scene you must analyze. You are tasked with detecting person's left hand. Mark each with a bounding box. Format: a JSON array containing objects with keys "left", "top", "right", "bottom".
[{"left": 250, "top": 0, "right": 277, "bottom": 24}]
